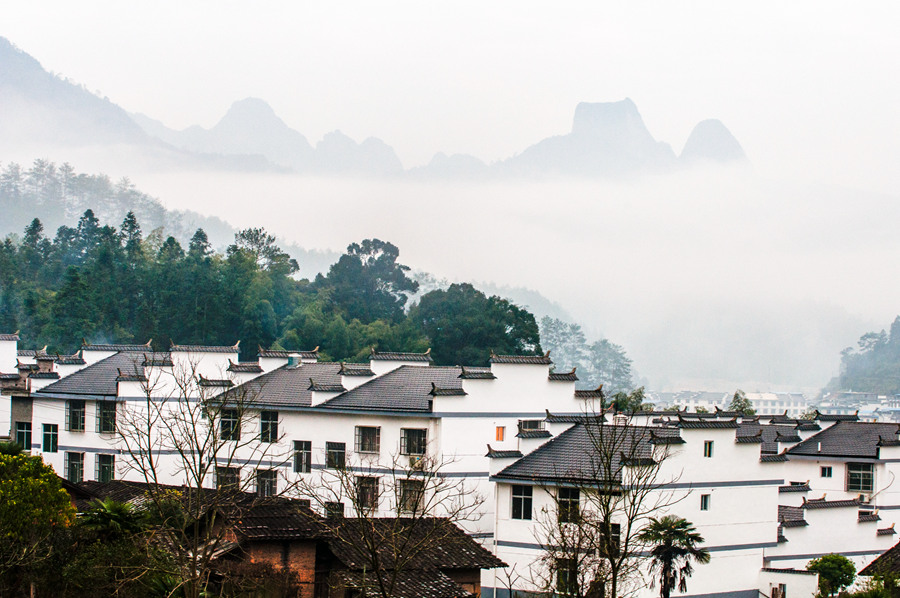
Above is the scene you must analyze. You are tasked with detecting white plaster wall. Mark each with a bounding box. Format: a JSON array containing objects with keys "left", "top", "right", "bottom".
[
  {"left": 0, "top": 338, "right": 17, "bottom": 372},
  {"left": 758, "top": 570, "right": 818, "bottom": 598},
  {"left": 369, "top": 358, "right": 429, "bottom": 376}
]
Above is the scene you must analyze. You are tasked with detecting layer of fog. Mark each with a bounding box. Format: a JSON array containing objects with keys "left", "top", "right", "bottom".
[{"left": 98, "top": 163, "right": 889, "bottom": 395}]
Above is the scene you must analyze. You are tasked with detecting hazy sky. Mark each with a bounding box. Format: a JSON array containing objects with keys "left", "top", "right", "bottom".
[{"left": 4, "top": 1, "right": 899, "bottom": 195}]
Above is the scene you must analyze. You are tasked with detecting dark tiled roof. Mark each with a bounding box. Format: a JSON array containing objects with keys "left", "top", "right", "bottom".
[
  {"left": 714, "top": 408, "right": 745, "bottom": 418},
  {"left": 739, "top": 421, "right": 810, "bottom": 453},
  {"left": 495, "top": 423, "right": 665, "bottom": 485},
  {"left": 760, "top": 568, "right": 817, "bottom": 576},
  {"left": 233, "top": 500, "right": 326, "bottom": 541},
  {"left": 198, "top": 377, "right": 234, "bottom": 388},
  {"left": 486, "top": 447, "right": 524, "bottom": 459},
  {"left": 575, "top": 385, "right": 604, "bottom": 399},
  {"left": 779, "top": 483, "right": 810, "bottom": 493},
  {"left": 490, "top": 352, "right": 552, "bottom": 365},
  {"left": 878, "top": 437, "right": 900, "bottom": 447},
  {"left": 776, "top": 431, "right": 802, "bottom": 443},
  {"left": 56, "top": 353, "right": 86, "bottom": 365},
  {"left": 429, "top": 383, "right": 466, "bottom": 397},
  {"left": 787, "top": 421, "right": 900, "bottom": 459},
  {"left": 877, "top": 526, "right": 897, "bottom": 537},
  {"left": 778, "top": 505, "right": 808, "bottom": 527},
  {"left": 860, "top": 538, "right": 900, "bottom": 575},
  {"left": 36, "top": 352, "right": 146, "bottom": 397},
  {"left": 370, "top": 348, "right": 433, "bottom": 362},
  {"left": 308, "top": 380, "right": 346, "bottom": 393},
  {"left": 82, "top": 341, "right": 152, "bottom": 352},
  {"left": 777, "top": 526, "right": 788, "bottom": 543},
  {"left": 649, "top": 430, "right": 686, "bottom": 445},
  {"left": 549, "top": 368, "right": 578, "bottom": 382},
  {"left": 796, "top": 421, "right": 821, "bottom": 432},
  {"left": 116, "top": 368, "right": 147, "bottom": 382},
  {"left": 320, "top": 366, "right": 463, "bottom": 412},
  {"left": 339, "top": 362, "right": 374, "bottom": 376},
  {"left": 859, "top": 512, "right": 882, "bottom": 522},
  {"left": 761, "top": 454, "right": 788, "bottom": 462},
  {"left": 0, "top": 333, "right": 20, "bottom": 341},
  {"left": 0, "top": 373, "right": 20, "bottom": 380},
  {"left": 815, "top": 410, "right": 860, "bottom": 422},
  {"left": 142, "top": 353, "right": 173, "bottom": 367},
  {"left": 29, "top": 372, "right": 60, "bottom": 379},
  {"left": 803, "top": 496, "right": 862, "bottom": 509},
  {"left": 258, "top": 347, "right": 320, "bottom": 359},
  {"left": 672, "top": 416, "right": 739, "bottom": 429},
  {"left": 736, "top": 434, "right": 764, "bottom": 444},
  {"left": 217, "top": 363, "right": 344, "bottom": 408},
  {"left": 458, "top": 366, "right": 495, "bottom": 380},
  {"left": 227, "top": 361, "right": 263, "bottom": 373},
  {"left": 171, "top": 342, "right": 239, "bottom": 353},
  {"left": 517, "top": 429, "right": 551, "bottom": 439},
  {"left": 326, "top": 518, "right": 505, "bottom": 571},
  {"left": 17, "top": 349, "right": 35, "bottom": 357},
  {"left": 329, "top": 569, "right": 471, "bottom": 598},
  {"left": 17, "top": 361, "right": 38, "bottom": 371},
  {"left": 544, "top": 411, "right": 606, "bottom": 424}
]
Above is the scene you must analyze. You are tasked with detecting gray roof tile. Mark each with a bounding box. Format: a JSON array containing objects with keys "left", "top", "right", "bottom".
[
  {"left": 171, "top": 343, "right": 239, "bottom": 353},
  {"left": 321, "top": 366, "right": 463, "bottom": 412},
  {"left": 490, "top": 353, "right": 551, "bottom": 365},
  {"left": 370, "top": 348, "right": 433, "bottom": 362},
  {"left": 549, "top": 368, "right": 578, "bottom": 382},
  {"left": 458, "top": 366, "right": 495, "bottom": 380},
  {"left": 82, "top": 341, "right": 152, "bottom": 352},
  {"left": 217, "top": 362, "right": 344, "bottom": 408},
  {"left": 36, "top": 352, "right": 146, "bottom": 397},
  {"left": 787, "top": 421, "right": 900, "bottom": 459},
  {"left": 0, "top": 333, "right": 20, "bottom": 341}
]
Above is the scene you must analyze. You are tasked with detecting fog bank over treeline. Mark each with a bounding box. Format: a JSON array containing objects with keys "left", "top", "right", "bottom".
[{"left": 124, "top": 165, "right": 889, "bottom": 393}]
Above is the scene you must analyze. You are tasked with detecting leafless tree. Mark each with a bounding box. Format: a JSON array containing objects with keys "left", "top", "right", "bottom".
[
  {"left": 114, "top": 355, "right": 294, "bottom": 598},
  {"left": 295, "top": 447, "right": 486, "bottom": 598},
  {"left": 533, "top": 402, "right": 685, "bottom": 598}
]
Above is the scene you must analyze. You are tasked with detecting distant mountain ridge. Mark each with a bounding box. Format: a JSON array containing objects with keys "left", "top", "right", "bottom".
[{"left": 0, "top": 36, "right": 747, "bottom": 178}]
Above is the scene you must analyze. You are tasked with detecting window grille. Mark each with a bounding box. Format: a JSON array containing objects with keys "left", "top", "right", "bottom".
[
  {"left": 400, "top": 428, "right": 427, "bottom": 455},
  {"left": 42, "top": 424, "right": 58, "bottom": 453},
  {"left": 96, "top": 401, "right": 117, "bottom": 434},
  {"left": 65, "top": 452, "right": 84, "bottom": 483},
  {"left": 399, "top": 479, "right": 425, "bottom": 514},
  {"left": 511, "top": 485, "right": 533, "bottom": 520},
  {"left": 216, "top": 466, "right": 240, "bottom": 490},
  {"left": 260, "top": 411, "right": 278, "bottom": 443},
  {"left": 325, "top": 502, "right": 344, "bottom": 519},
  {"left": 97, "top": 454, "right": 115, "bottom": 483},
  {"left": 66, "top": 400, "right": 85, "bottom": 432},
  {"left": 257, "top": 469, "right": 277, "bottom": 497},
  {"left": 293, "top": 440, "right": 312, "bottom": 473},
  {"left": 558, "top": 487, "right": 580, "bottom": 523},
  {"left": 220, "top": 409, "right": 240, "bottom": 441},
  {"left": 355, "top": 426, "right": 381, "bottom": 454},
  {"left": 355, "top": 476, "right": 378, "bottom": 512},
  {"left": 847, "top": 463, "right": 874, "bottom": 492},
  {"left": 326, "top": 442, "right": 346, "bottom": 469},
  {"left": 14, "top": 422, "right": 32, "bottom": 450}
]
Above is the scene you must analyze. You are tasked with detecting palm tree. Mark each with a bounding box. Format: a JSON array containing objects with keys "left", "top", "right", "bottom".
[
  {"left": 81, "top": 498, "right": 147, "bottom": 540},
  {"left": 638, "top": 515, "right": 710, "bottom": 598}
]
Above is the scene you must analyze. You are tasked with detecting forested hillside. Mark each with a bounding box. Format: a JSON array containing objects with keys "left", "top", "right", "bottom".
[
  {"left": 0, "top": 212, "right": 544, "bottom": 365},
  {"left": 832, "top": 317, "right": 900, "bottom": 394}
]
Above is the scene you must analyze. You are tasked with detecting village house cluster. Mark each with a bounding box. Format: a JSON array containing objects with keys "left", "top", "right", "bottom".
[{"left": 3, "top": 332, "right": 900, "bottom": 598}]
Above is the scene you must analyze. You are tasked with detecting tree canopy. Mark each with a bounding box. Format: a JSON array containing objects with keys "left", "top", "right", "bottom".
[
  {"left": 409, "top": 283, "right": 541, "bottom": 366},
  {"left": 807, "top": 553, "right": 856, "bottom": 597},
  {"left": 0, "top": 213, "right": 555, "bottom": 367},
  {"left": 833, "top": 316, "right": 900, "bottom": 394}
]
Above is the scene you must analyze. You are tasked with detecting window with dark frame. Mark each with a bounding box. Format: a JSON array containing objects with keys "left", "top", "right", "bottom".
[
  {"left": 558, "top": 487, "right": 580, "bottom": 523},
  {"left": 15, "top": 422, "right": 31, "bottom": 450},
  {"left": 847, "top": 462, "right": 874, "bottom": 492},
  {"left": 325, "top": 501, "right": 344, "bottom": 519},
  {"left": 512, "top": 484, "right": 533, "bottom": 520},
  {"left": 260, "top": 411, "right": 278, "bottom": 443},
  {"left": 700, "top": 494, "right": 711, "bottom": 510},
  {"left": 356, "top": 476, "right": 378, "bottom": 511},
  {"left": 517, "top": 419, "right": 545, "bottom": 433},
  {"left": 220, "top": 409, "right": 240, "bottom": 441},
  {"left": 821, "top": 466, "right": 833, "bottom": 478},
  {"left": 96, "top": 401, "right": 117, "bottom": 434},
  {"left": 66, "top": 399, "right": 85, "bottom": 432},
  {"left": 326, "top": 442, "right": 346, "bottom": 469},
  {"left": 65, "top": 452, "right": 84, "bottom": 483},
  {"left": 703, "top": 440, "right": 714, "bottom": 458},
  {"left": 97, "top": 454, "right": 115, "bottom": 483},
  {"left": 257, "top": 469, "right": 277, "bottom": 497},
  {"left": 599, "top": 521, "right": 621, "bottom": 557},
  {"left": 399, "top": 479, "right": 424, "bottom": 514},
  {"left": 216, "top": 466, "right": 240, "bottom": 490},
  {"left": 293, "top": 440, "right": 312, "bottom": 473},
  {"left": 556, "top": 557, "right": 578, "bottom": 596},
  {"left": 42, "top": 424, "right": 58, "bottom": 453},
  {"left": 355, "top": 426, "right": 381, "bottom": 454},
  {"left": 400, "top": 428, "right": 427, "bottom": 455}
]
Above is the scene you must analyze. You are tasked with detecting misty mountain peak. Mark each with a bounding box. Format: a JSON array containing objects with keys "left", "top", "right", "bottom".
[
  {"left": 220, "top": 97, "right": 280, "bottom": 124},
  {"left": 680, "top": 119, "right": 746, "bottom": 162},
  {"left": 571, "top": 98, "right": 648, "bottom": 139}
]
